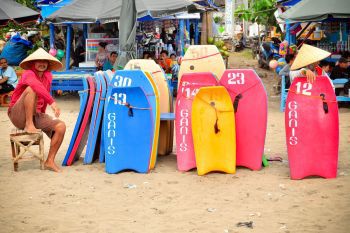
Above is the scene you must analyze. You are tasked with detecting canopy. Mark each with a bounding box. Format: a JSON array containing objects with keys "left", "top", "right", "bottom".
[
  {"left": 47, "top": 0, "right": 193, "bottom": 23},
  {"left": 0, "top": 0, "right": 39, "bottom": 26},
  {"left": 280, "top": 0, "right": 350, "bottom": 23}
]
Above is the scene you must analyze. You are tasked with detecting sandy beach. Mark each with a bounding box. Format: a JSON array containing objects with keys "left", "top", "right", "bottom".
[{"left": 0, "top": 52, "right": 349, "bottom": 233}]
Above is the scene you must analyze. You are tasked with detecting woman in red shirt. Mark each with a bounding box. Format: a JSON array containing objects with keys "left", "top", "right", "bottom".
[{"left": 8, "top": 48, "right": 65, "bottom": 172}]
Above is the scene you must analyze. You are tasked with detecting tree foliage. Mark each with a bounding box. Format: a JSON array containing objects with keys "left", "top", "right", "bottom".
[
  {"left": 15, "top": 0, "right": 37, "bottom": 10},
  {"left": 235, "top": 0, "right": 277, "bottom": 26},
  {"left": 0, "top": 1, "right": 38, "bottom": 40}
]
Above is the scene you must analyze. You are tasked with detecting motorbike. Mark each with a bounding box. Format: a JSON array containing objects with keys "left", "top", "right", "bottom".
[
  {"left": 233, "top": 36, "right": 244, "bottom": 52},
  {"left": 250, "top": 36, "right": 260, "bottom": 59},
  {"left": 258, "top": 37, "right": 281, "bottom": 69}
]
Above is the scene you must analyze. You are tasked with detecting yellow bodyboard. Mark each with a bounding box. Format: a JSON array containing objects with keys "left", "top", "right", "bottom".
[
  {"left": 178, "top": 45, "right": 225, "bottom": 86},
  {"left": 191, "top": 86, "right": 236, "bottom": 175},
  {"left": 143, "top": 71, "right": 160, "bottom": 170}
]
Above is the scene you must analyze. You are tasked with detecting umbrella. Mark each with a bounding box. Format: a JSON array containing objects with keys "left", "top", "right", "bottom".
[
  {"left": 0, "top": 0, "right": 39, "bottom": 26},
  {"left": 280, "top": 0, "right": 350, "bottom": 23},
  {"left": 46, "top": 0, "right": 193, "bottom": 23},
  {"left": 115, "top": 0, "right": 137, "bottom": 69}
]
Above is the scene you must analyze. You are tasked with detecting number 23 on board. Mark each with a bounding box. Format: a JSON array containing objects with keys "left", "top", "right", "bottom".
[{"left": 228, "top": 73, "right": 245, "bottom": 85}]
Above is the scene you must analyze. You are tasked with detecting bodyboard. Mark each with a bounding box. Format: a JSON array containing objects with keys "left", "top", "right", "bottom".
[
  {"left": 285, "top": 76, "right": 339, "bottom": 179},
  {"left": 104, "top": 87, "right": 153, "bottom": 174},
  {"left": 62, "top": 77, "right": 89, "bottom": 166},
  {"left": 175, "top": 72, "right": 219, "bottom": 171},
  {"left": 178, "top": 45, "right": 225, "bottom": 86},
  {"left": 220, "top": 69, "right": 267, "bottom": 170},
  {"left": 85, "top": 72, "right": 106, "bottom": 164},
  {"left": 192, "top": 86, "right": 236, "bottom": 175},
  {"left": 99, "top": 71, "right": 113, "bottom": 163},
  {"left": 66, "top": 77, "right": 96, "bottom": 166},
  {"left": 125, "top": 59, "right": 171, "bottom": 156},
  {"left": 113, "top": 70, "right": 160, "bottom": 170}
]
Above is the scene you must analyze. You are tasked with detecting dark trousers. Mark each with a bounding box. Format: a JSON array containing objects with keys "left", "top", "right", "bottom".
[{"left": 0, "top": 83, "right": 14, "bottom": 94}]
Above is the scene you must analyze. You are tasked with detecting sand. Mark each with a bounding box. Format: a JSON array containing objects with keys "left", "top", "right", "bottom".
[{"left": 0, "top": 51, "right": 349, "bottom": 233}]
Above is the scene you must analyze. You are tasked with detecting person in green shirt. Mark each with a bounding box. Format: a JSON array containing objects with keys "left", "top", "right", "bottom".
[{"left": 103, "top": 51, "right": 118, "bottom": 71}]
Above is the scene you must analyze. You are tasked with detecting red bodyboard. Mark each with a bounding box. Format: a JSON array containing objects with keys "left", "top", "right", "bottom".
[
  {"left": 175, "top": 73, "right": 218, "bottom": 171},
  {"left": 220, "top": 69, "right": 267, "bottom": 170},
  {"left": 285, "top": 76, "right": 339, "bottom": 179}
]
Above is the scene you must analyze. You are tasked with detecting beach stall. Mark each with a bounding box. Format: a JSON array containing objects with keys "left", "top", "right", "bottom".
[
  {"left": 279, "top": 0, "right": 350, "bottom": 103},
  {"left": 46, "top": 0, "right": 194, "bottom": 69}
]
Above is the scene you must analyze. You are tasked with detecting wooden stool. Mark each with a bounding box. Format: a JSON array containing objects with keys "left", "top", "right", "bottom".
[
  {"left": 10, "top": 129, "right": 44, "bottom": 171},
  {"left": 0, "top": 91, "right": 14, "bottom": 107}
]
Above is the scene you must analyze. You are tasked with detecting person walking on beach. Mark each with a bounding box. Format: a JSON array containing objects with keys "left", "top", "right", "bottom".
[{"left": 7, "top": 48, "right": 66, "bottom": 172}]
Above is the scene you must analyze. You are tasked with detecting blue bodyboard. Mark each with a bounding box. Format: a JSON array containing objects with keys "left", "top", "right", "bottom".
[
  {"left": 84, "top": 72, "right": 103, "bottom": 164},
  {"left": 99, "top": 72, "right": 112, "bottom": 163},
  {"left": 100, "top": 70, "right": 159, "bottom": 164},
  {"left": 62, "top": 77, "right": 89, "bottom": 166},
  {"left": 104, "top": 87, "right": 153, "bottom": 174}
]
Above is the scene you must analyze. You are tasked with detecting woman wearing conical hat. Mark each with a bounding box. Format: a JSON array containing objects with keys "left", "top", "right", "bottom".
[
  {"left": 289, "top": 44, "right": 332, "bottom": 84},
  {"left": 8, "top": 48, "right": 65, "bottom": 172}
]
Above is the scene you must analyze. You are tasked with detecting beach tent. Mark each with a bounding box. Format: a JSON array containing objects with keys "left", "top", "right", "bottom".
[
  {"left": 0, "top": 0, "right": 39, "bottom": 26},
  {"left": 280, "top": 0, "right": 350, "bottom": 23},
  {"left": 46, "top": 0, "right": 193, "bottom": 69},
  {"left": 47, "top": 0, "right": 193, "bottom": 24}
]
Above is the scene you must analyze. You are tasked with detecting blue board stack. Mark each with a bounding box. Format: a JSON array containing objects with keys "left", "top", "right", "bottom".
[
  {"left": 63, "top": 77, "right": 89, "bottom": 166},
  {"left": 84, "top": 72, "right": 108, "bottom": 164},
  {"left": 66, "top": 70, "right": 160, "bottom": 173}
]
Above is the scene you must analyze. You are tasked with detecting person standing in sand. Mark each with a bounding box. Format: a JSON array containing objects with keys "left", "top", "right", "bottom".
[{"left": 7, "top": 48, "right": 66, "bottom": 172}]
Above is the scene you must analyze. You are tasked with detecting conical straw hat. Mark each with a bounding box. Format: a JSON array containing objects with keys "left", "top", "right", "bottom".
[
  {"left": 19, "top": 48, "right": 63, "bottom": 71},
  {"left": 291, "top": 44, "right": 331, "bottom": 70}
]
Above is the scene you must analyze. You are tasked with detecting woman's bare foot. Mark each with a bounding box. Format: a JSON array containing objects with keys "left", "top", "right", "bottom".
[
  {"left": 24, "top": 125, "right": 41, "bottom": 134},
  {"left": 44, "top": 161, "right": 62, "bottom": 173}
]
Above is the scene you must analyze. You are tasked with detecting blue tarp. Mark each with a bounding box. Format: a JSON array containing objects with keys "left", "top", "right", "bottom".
[
  {"left": 36, "top": 0, "right": 72, "bottom": 19},
  {"left": 0, "top": 34, "right": 32, "bottom": 66},
  {"left": 277, "top": 0, "right": 302, "bottom": 6}
]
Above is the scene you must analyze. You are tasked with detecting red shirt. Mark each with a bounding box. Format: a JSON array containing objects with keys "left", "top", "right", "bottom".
[
  {"left": 158, "top": 58, "right": 172, "bottom": 73},
  {"left": 315, "top": 66, "right": 323, "bottom": 76},
  {"left": 9, "top": 70, "right": 54, "bottom": 113}
]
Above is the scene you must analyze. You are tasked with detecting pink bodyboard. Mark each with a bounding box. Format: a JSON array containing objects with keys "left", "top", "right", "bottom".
[
  {"left": 67, "top": 77, "right": 96, "bottom": 166},
  {"left": 285, "top": 76, "right": 339, "bottom": 179},
  {"left": 175, "top": 72, "right": 218, "bottom": 171},
  {"left": 220, "top": 69, "right": 267, "bottom": 170}
]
